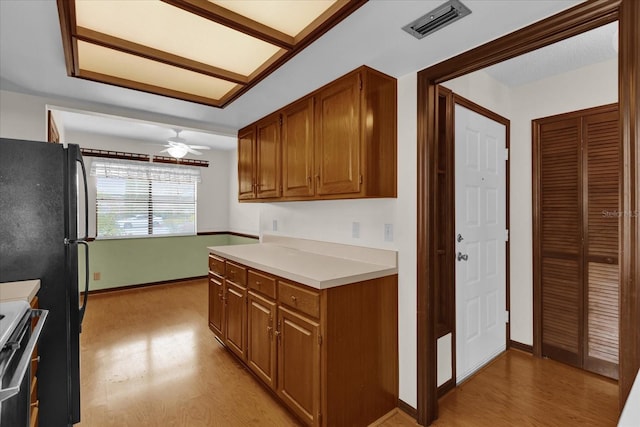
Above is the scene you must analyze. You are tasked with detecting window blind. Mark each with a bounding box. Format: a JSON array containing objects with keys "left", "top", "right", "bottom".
[{"left": 91, "top": 159, "right": 200, "bottom": 238}]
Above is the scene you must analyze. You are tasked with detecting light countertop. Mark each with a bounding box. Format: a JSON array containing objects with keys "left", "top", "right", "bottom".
[
  {"left": 208, "top": 235, "right": 397, "bottom": 289},
  {"left": 0, "top": 279, "right": 40, "bottom": 303}
]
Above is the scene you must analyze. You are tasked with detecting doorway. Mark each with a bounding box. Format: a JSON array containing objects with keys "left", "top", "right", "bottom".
[{"left": 416, "top": 1, "right": 639, "bottom": 426}]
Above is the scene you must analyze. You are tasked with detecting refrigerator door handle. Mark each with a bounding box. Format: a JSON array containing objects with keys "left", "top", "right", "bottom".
[
  {"left": 76, "top": 150, "right": 89, "bottom": 241},
  {"left": 77, "top": 240, "right": 90, "bottom": 328}
]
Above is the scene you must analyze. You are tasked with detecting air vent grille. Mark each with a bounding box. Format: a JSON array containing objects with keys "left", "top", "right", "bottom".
[{"left": 403, "top": 0, "right": 471, "bottom": 40}]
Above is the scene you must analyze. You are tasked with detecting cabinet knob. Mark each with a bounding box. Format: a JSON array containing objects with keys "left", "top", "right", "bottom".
[
  {"left": 291, "top": 295, "right": 297, "bottom": 303},
  {"left": 256, "top": 281, "right": 261, "bottom": 286}
]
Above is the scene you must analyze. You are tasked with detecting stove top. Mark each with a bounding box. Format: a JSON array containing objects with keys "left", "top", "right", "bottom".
[{"left": 0, "top": 301, "right": 30, "bottom": 350}]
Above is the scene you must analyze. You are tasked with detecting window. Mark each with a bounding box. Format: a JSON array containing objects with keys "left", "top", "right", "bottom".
[{"left": 91, "top": 159, "right": 200, "bottom": 238}]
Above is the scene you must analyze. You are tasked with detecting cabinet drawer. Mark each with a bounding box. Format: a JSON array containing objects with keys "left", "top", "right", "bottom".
[
  {"left": 278, "top": 280, "right": 320, "bottom": 318},
  {"left": 209, "top": 255, "right": 225, "bottom": 276},
  {"left": 226, "top": 262, "right": 247, "bottom": 287},
  {"left": 248, "top": 270, "right": 276, "bottom": 299}
]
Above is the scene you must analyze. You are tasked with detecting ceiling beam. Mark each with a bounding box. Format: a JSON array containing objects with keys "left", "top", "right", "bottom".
[
  {"left": 162, "top": 0, "right": 296, "bottom": 50},
  {"left": 74, "top": 27, "right": 248, "bottom": 85}
]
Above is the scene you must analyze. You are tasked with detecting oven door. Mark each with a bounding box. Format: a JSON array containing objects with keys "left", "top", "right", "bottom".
[{"left": 0, "top": 309, "right": 48, "bottom": 426}]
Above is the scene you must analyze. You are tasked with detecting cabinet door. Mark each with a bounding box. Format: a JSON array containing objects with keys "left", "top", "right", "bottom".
[
  {"left": 208, "top": 275, "right": 224, "bottom": 339},
  {"left": 225, "top": 281, "right": 247, "bottom": 360},
  {"left": 283, "top": 97, "right": 314, "bottom": 198},
  {"left": 238, "top": 126, "right": 256, "bottom": 200},
  {"left": 315, "top": 72, "right": 361, "bottom": 196},
  {"left": 247, "top": 291, "right": 277, "bottom": 389},
  {"left": 277, "top": 306, "right": 321, "bottom": 426},
  {"left": 256, "top": 113, "right": 282, "bottom": 199}
]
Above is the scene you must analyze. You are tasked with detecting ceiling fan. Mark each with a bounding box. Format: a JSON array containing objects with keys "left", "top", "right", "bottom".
[{"left": 161, "top": 129, "right": 210, "bottom": 159}]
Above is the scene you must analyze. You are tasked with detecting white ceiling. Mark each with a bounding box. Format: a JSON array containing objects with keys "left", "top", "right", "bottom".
[{"left": 2, "top": 0, "right": 610, "bottom": 151}]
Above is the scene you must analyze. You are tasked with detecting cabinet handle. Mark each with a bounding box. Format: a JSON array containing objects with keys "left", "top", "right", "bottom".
[
  {"left": 267, "top": 326, "right": 273, "bottom": 338},
  {"left": 274, "top": 330, "right": 281, "bottom": 338},
  {"left": 255, "top": 281, "right": 261, "bottom": 286},
  {"left": 291, "top": 295, "right": 297, "bottom": 303}
]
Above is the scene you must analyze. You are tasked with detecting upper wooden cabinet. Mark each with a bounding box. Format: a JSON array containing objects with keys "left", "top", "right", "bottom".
[
  {"left": 283, "top": 97, "right": 315, "bottom": 198},
  {"left": 256, "top": 113, "right": 282, "bottom": 199},
  {"left": 238, "top": 127, "right": 256, "bottom": 200},
  {"left": 238, "top": 65, "right": 397, "bottom": 202}
]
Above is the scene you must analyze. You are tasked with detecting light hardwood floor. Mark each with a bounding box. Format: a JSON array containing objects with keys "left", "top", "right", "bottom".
[{"left": 78, "top": 279, "right": 618, "bottom": 426}]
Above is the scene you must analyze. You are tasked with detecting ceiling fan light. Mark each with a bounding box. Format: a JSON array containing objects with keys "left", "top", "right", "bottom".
[{"left": 167, "top": 145, "right": 188, "bottom": 159}]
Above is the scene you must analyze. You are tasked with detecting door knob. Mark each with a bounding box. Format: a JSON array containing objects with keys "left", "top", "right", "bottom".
[
  {"left": 457, "top": 252, "right": 469, "bottom": 261},
  {"left": 457, "top": 233, "right": 464, "bottom": 242}
]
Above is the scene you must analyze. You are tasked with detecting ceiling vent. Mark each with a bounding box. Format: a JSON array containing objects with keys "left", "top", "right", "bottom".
[{"left": 402, "top": 0, "right": 472, "bottom": 39}]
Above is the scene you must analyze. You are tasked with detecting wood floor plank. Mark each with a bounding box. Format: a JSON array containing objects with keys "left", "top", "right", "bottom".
[{"left": 78, "top": 279, "right": 618, "bottom": 427}]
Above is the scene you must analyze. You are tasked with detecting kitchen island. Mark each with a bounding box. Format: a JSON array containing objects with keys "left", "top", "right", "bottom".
[{"left": 207, "top": 235, "right": 398, "bottom": 427}]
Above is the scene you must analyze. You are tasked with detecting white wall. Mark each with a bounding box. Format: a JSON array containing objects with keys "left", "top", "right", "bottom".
[
  {"left": 0, "top": 90, "right": 48, "bottom": 141},
  {"left": 227, "top": 72, "right": 419, "bottom": 407},
  {"left": 65, "top": 130, "right": 232, "bottom": 235}
]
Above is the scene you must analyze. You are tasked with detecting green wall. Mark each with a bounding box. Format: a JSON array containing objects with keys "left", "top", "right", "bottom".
[{"left": 79, "top": 234, "right": 258, "bottom": 291}]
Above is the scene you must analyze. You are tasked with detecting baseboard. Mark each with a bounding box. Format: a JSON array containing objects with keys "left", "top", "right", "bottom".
[
  {"left": 397, "top": 399, "right": 417, "bottom": 418},
  {"left": 509, "top": 340, "right": 534, "bottom": 353},
  {"left": 81, "top": 275, "right": 207, "bottom": 296},
  {"left": 437, "top": 378, "right": 455, "bottom": 397},
  {"left": 197, "top": 231, "right": 259, "bottom": 239}
]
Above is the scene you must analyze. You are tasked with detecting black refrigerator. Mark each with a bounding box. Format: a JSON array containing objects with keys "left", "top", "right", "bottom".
[{"left": 0, "top": 138, "right": 89, "bottom": 426}]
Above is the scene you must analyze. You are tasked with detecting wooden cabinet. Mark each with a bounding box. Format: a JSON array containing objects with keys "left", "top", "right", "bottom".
[
  {"left": 238, "top": 65, "right": 397, "bottom": 202},
  {"left": 208, "top": 256, "right": 248, "bottom": 360},
  {"left": 238, "top": 113, "right": 282, "bottom": 200},
  {"left": 282, "top": 97, "right": 315, "bottom": 198},
  {"left": 247, "top": 291, "right": 277, "bottom": 389},
  {"left": 315, "top": 72, "right": 361, "bottom": 196},
  {"left": 277, "top": 305, "right": 321, "bottom": 426},
  {"left": 238, "top": 127, "right": 256, "bottom": 200},
  {"left": 208, "top": 257, "right": 225, "bottom": 338},
  {"left": 224, "top": 280, "right": 247, "bottom": 360},
  {"left": 207, "top": 254, "right": 398, "bottom": 426},
  {"left": 256, "top": 113, "right": 282, "bottom": 199}
]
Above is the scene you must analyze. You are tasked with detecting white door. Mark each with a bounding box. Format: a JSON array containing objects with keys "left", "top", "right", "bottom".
[{"left": 455, "top": 104, "right": 507, "bottom": 383}]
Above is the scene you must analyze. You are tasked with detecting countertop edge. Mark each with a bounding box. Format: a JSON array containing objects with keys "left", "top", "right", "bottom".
[
  {"left": 0, "top": 279, "right": 41, "bottom": 303},
  {"left": 208, "top": 246, "right": 398, "bottom": 290}
]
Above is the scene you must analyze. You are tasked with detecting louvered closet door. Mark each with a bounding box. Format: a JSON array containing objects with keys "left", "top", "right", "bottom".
[
  {"left": 539, "top": 118, "right": 583, "bottom": 368},
  {"left": 537, "top": 105, "right": 619, "bottom": 380},
  {"left": 583, "top": 110, "right": 619, "bottom": 379}
]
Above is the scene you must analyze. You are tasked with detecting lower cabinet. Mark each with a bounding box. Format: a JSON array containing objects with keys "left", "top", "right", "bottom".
[
  {"left": 277, "top": 306, "right": 320, "bottom": 425},
  {"left": 247, "top": 291, "right": 276, "bottom": 389},
  {"left": 224, "top": 281, "right": 247, "bottom": 360},
  {"left": 208, "top": 275, "right": 224, "bottom": 338},
  {"left": 208, "top": 254, "right": 398, "bottom": 427}
]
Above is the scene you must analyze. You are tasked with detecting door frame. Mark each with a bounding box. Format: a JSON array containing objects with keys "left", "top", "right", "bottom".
[
  {"left": 416, "top": 0, "right": 639, "bottom": 425},
  {"left": 452, "top": 95, "right": 511, "bottom": 384}
]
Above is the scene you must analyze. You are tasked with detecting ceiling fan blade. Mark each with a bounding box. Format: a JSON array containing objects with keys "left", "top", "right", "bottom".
[
  {"left": 188, "top": 145, "right": 210, "bottom": 150},
  {"left": 160, "top": 148, "right": 170, "bottom": 153},
  {"left": 186, "top": 147, "right": 202, "bottom": 155}
]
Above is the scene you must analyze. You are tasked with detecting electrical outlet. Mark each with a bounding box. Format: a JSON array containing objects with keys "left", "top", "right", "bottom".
[
  {"left": 272, "top": 219, "right": 278, "bottom": 231},
  {"left": 384, "top": 224, "right": 394, "bottom": 242},
  {"left": 352, "top": 222, "right": 360, "bottom": 238},
  {"left": 93, "top": 272, "right": 101, "bottom": 281}
]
